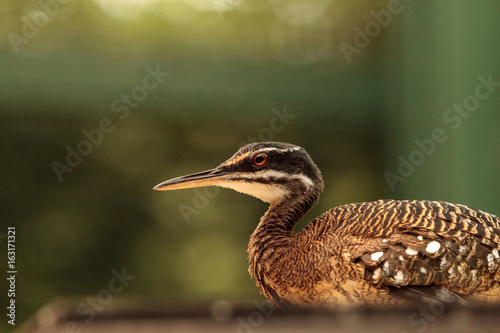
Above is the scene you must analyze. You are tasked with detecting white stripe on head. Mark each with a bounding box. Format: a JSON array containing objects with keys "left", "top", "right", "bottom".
[
  {"left": 256, "top": 146, "right": 302, "bottom": 154},
  {"left": 219, "top": 181, "right": 289, "bottom": 205},
  {"left": 219, "top": 169, "right": 314, "bottom": 204},
  {"left": 237, "top": 169, "right": 314, "bottom": 190}
]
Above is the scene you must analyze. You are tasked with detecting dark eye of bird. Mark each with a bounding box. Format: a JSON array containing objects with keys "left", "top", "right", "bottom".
[{"left": 252, "top": 153, "right": 269, "bottom": 166}]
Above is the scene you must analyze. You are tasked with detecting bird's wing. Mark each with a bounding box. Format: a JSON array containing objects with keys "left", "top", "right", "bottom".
[{"left": 327, "top": 200, "right": 500, "bottom": 302}]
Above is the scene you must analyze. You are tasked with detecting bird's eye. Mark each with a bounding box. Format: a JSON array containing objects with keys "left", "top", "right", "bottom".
[{"left": 252, "top": 153, "right": 269, "bottom": 166}]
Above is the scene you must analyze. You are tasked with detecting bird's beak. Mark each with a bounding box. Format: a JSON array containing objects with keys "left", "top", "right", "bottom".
[{"left": 153, "top": 168, "right": 229, "bottom": 191}]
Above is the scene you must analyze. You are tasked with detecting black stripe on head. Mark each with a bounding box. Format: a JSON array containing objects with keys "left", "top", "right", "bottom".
[{"left": 218, "top": 142, "right": 324, "bottom": 191}]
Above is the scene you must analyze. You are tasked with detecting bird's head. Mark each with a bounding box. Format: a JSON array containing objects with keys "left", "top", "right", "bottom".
[{"left": 154, "top": 142, "right": 324, "bottom": 206}]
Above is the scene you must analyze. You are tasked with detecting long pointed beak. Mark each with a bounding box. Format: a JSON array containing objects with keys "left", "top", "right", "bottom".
[{"left": 153, "top": 168, "right": 229, "bottom": 191}]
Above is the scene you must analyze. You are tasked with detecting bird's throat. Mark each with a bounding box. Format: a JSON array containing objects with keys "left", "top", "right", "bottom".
[
  {"left": 248, "top": 189, "right": 319, "bottom": 255},
  {"left": 256, "top": 189, "right": 320, "bottom": 236},
  {"left": 247, "top": 188, "right": 321, "bottom": 304}
]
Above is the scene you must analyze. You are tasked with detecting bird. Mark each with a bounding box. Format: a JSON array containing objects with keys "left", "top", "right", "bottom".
[{"left": 154, "top": 141, "right": 500, "bottom": 307}]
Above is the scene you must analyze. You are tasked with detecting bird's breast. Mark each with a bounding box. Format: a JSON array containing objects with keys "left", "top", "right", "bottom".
[
  {"left": 258, "top": 255, "right": 399, "bottom": 306},
  {"left": 252, "top": 237, "right": 399, "bottom": 306}
]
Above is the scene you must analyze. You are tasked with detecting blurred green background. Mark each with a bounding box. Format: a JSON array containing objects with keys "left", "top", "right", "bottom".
[{"left": 1, "top": 0, "right": 500, "bottom": 329}]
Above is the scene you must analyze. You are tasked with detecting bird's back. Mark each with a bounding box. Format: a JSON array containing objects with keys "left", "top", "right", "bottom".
[{"left": 297, "top": 199, "right": 500, "bottom": 305}]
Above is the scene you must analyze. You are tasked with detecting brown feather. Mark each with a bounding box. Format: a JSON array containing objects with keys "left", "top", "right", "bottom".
[{"left": 250, "top": 199, "right": 500, "bottom": 306}]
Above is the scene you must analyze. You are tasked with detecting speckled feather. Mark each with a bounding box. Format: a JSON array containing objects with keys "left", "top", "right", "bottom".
[{"left": 249, "top": 199, "right": 500, "bottom": 306}]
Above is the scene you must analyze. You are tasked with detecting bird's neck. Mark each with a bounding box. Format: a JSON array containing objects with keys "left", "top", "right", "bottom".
[{"left": 248, "top": 188, "right": 321, "bottom": 266}]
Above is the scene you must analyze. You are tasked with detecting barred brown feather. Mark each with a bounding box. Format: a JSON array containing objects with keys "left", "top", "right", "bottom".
[{"left": 250, "top": 199, "right": 500, "bottom": 306}]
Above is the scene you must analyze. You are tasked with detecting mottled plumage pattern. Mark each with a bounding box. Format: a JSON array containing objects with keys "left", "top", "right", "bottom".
[{"left": 249, "top": 199, "right": 500, "bottom": 306}]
